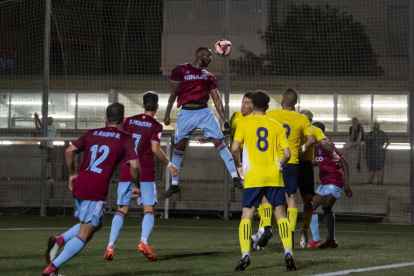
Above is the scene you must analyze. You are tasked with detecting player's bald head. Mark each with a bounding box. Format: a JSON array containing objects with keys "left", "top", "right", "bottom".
[
  {"left": 282, "top": 88, "right": 298, "bottom": 108},
  {"left": 252, "top": 90, "right": 270, "bottom": 112},
  {"left": 106, "top": 102, "right": 125, "bottom": 125},
  {"left": 195, "top": 47, "right": 212, "bottom": 55}
]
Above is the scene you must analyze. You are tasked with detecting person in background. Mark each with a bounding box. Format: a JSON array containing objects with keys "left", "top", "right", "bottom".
[
  {"left": 342, "top": 117, "right": 364, "bottom": 172},
  {"left": 35, "top": 112, "right": 56, "bottom": 182}
]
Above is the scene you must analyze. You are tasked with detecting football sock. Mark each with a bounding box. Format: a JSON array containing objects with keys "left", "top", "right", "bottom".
[
  {"left": 303, "top": 212, "right": 313, "bottom": 229},
  {"left": 287, "top": 208, "right": 298, "bottom": 234},
  {"left": 261, "top": 203, "right": 272, "bottom": 228},
  {"left": 310, "top": 212, "right": 320, "bottom": 242},
  {"left": 325, "top": 211, "right": 335, "bottom": 240},
  {"left": 277, "top": 218, "right": 292, "bottom": 253},
  {"left": 257, "top": 228, "right": 264, "bottom": 239},
  {"left": 239, "top": 219, "right": 252, "bottom": 254},
  {"left": 242, "top": 251, "right": 249, "bottom": 258},
  {"left": 171, "top": 149, "right": 184, "bottom": 185},
  {"left": 108, "top": 211, "right": 125, "bottom": 247},
  {"left": 215, "top": 142, "right": 237, "bottom": 176},
  {"left": 61, "top": 223, "right": 80, "bottom": 244},
  {"left": 141, "top": 212, "right": 154, "bottom": 242},
  {"left": 52, "top": 235, "right": 85, "bottom": 268}
]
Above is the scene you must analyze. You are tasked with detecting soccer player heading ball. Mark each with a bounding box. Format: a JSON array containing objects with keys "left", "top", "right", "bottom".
[{"left": 163, "top": 47, "right": 242, "bottom": 198}]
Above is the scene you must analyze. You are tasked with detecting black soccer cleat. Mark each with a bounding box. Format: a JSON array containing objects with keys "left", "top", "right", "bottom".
[
  {"left": 232, "top": 177, "right": 243, "bottom": 189},
  {"left": 235, "top": 255, "right": 251, "bottom": 271},
  {"left": 258, "top": 226, "right": 273, "bottom": 248},
  {"left": 162, "top": 185, "right": 180, "bottom": 198},
  {"left": 285, "top": 253, "right": 296, "bottom": 271}
]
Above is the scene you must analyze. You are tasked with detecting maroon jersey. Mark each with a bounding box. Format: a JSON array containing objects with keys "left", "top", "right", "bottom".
[
  {"left": 314, "top": 142, "right": 345, "bottom": 188},
  {"left": 170, "top": 63, "right": 218, "bottom": 107},
  {"left": 71, "top": 126, "right": 138, "bottom": 201},
  {"left": 119, "top": 114, "right": 163, "bottom": 183}
]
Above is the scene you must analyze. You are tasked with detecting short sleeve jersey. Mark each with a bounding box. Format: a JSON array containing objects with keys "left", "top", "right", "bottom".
[
  {"left": 366, "top": 130, "right": 389, "bottom": 151},
  {"left": 72, "top": 126, "right": 138, "bottom": 201},
  {"left": 299, "top": 126, "right": 327, "bottom": 162},
  {"left": 120, "top": 114, "right": 163, "bottom": 183},
  {"left": 349, "top": 124, "right": 365, "bottom": 142},
  {"left": 234, "top": 115, "right": 289, "bottom": 188},
  {"left": 170, "top": 63, "right": 218, "bottom": 107},
  {"left": 229, "top": 111, "right": 253, "bottom": 154},
  {"left": 314, "top": 142, "right": 344, "bottom": 188},
  {"left": 266, "top": 109, "right": 313, "bottom": 164}
]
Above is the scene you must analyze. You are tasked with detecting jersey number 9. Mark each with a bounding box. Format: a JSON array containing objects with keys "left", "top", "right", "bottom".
[{"left": 256, "top": 127, "right": 269, "bottom": 152}]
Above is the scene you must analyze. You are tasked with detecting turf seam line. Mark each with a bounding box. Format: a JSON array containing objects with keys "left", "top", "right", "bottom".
[{"left": 307, "top": 262, "right": 414, "bottom": 276}]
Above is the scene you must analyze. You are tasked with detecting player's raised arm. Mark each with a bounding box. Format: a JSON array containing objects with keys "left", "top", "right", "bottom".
[
  {"left": 151, "top": 141, "right": 179, "bottom": 177},
  {"left": 210, "top": 89, "right": 230, "bottom": 129},
  {"left": 164, "top": 81, "right": 180, "bottom": 126}
]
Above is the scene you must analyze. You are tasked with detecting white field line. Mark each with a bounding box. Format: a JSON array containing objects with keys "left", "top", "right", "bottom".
[{"left": 308, "top": 262, "right": 414, "bottom": 276}]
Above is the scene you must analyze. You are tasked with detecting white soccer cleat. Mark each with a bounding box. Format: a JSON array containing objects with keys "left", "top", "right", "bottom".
[
  {"left": 300, "top": 228, "right": 308, "bottom": 249},
  {"left": 250, "top": 233, "right": 262, "bottom": 251},
  {"left": 46, "top": 236, "right": 62, "bottom": 264}
]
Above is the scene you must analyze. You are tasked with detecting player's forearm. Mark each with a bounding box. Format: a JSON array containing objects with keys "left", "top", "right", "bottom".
[
  {"left": 130, "top": 165, "right": 141, "bottom": 188},
  {"left": 214, "top": 99, "right": 227, "bottom": 123},
  {"left": 321, "top": 140, "right": 333, "bottom": 153},
  {"left": 65, "top": 151, "right": 76, "bottom": 175},
  {"left": 153, "top": 146, "right": 170, "bottom": 166},
  {"left": 231, "top": 142, "right": 241, "bottom": 167},
  {"left": 357, "top": 132, "right": 362, "bottom": 143},
  {"left": 340, "top": 158, "right": 350, "bottom": 186}
]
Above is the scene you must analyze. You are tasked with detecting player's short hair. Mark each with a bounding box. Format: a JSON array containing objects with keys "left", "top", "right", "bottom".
[
  {"left": 196, "top": 47, "right": 212, "bottom": 55},
  {"left": 143, "top": 91, "right": 159, "bottom": 111},
  {"left": 106, "top": 102, "right": 124, "bottom": 125},
  {"left": 312, "top": 121, "right": 325, "bottom": 133},
  {"left": 243, "top": 92, "right": 253, "bottom": 100},
  {"left": 252, "top": 90, "right": 270, "bottom": 112},
  {"left": 283, "top": 88, "right": 298, "bottom": 107},
  {"left": 352, "top": 117, "right": 359, "bottom": 121},
  {"left": 300, "top": 109, "right": 314, "bottom": 122}
]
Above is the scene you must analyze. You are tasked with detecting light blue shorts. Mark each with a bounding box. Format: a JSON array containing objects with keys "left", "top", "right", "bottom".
[
  {"left": 315, "top": 184, "right": 342, "bottom": 199},
  {"left": 175, "top": 107, "right": 225, "bottom": 144},
  {"left": 117, "top": 182, "right": 134, "bottom": 206},
  {"left": 138, "top": 182, "right": 158, "bottom": 206},
  {"left": 74, "top": 198, "right": 105, "bottom": 227}
]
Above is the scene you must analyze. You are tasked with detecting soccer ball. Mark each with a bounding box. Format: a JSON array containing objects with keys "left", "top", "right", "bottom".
[{"left": 215, "top": 39, "right": 232, "bottom": 56}]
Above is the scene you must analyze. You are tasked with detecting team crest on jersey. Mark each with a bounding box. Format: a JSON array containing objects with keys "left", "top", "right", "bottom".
[
  {"left": 142, "top": 116, "right": 146, "bottom": 119},
  {"left": 318, "top": 149, "right": 322, "bottom": 155},
  {"left": 185, "top": 71, "right": 190, "bottom": 74}
]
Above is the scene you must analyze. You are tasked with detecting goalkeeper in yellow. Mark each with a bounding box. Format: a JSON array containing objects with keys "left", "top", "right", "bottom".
[{"left": 231, "top": 90, "right": 295, "bottom": 271}]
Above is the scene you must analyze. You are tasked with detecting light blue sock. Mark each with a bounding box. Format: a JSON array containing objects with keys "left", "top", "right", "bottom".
[
  {"left": 216, "top": 142, "right": 237, "bottom": 176},
  {"left": 61, "top": 223, "right": 80, "bottom": 244},
  {"left": 52, "top": 235, "right": 85, "bottom": 268},
  {"left": 171, "top": 149, "right": 184, "bottom": 185},
  {"left": 310, "top": 212, "right": 321, "bottom": 242},
  {"left": 108, "top": 211, "right": 125, "bottom": 247},
  {"left": 141, "top": 212, "right": 154, "bottom": 243}
]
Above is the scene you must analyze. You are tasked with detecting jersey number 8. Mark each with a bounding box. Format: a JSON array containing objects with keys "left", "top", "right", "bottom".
[{"left": 256, "top": 127, "right": 269, "bottom": 152}]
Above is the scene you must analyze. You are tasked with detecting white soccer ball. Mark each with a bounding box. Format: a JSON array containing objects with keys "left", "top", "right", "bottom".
[{"left": 215, "top": 39, "right": 232, "bottom": 56}]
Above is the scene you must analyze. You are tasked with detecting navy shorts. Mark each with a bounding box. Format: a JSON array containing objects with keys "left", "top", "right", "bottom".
[
  {"left": 282, "top": 163, "right": 299, "bottom": 194},
  {"left": 298, "top": 160, "right": 315, "bottom": 196},
  {"left": 242, "top": 187, "right": 286, "bottom": 208}
]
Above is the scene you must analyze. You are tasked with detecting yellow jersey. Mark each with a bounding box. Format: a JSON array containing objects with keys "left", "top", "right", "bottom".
[
  {"left": 266, "top": 109, "right": 313, "bottom": 164},
  {"left": 234, "top": 115, "right": 289, "bottom": 188},
  {"left": 299, "top": 126, "right": 327, "bottom": 162},
  {"left": 229, "top": 111, "right": 253, "bottom": 154}
]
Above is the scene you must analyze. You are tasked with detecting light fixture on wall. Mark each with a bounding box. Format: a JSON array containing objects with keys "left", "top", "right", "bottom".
[
  {"left": 360, "top": 104, "right": 408, "bottom": 108},
  {"left": 70, "top": 102, "right": 109, "bottom": 106},
  {"left": 377, "top": 117, "right": 407, "bottom": 122},
  {"left": 313, "top": 117, "right": 350, "bottom": 121}
]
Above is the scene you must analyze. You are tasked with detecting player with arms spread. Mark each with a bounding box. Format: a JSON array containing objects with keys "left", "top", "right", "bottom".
[
  {"left": 43, "top": 103, "right": 140, "bottom": 276},
  {"left": 264, "top": 88, "right": 315, "bottom": 247},
  {"left": 163, "top": 47, "right": 241, "bottom": 198},
  {"left": 308, "top": 121, "right": 353, "bottom": 249},
  {"left": 232, "top": 91, "right": 295, "bottom": 271},
  {"left": 104, "top": 92, "right": 179, "bottom": 262}
]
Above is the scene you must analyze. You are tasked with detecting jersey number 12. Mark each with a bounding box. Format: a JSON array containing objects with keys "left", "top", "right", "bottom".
[{"left": 87, "top": 145, "right": 110, "bottom": 174}]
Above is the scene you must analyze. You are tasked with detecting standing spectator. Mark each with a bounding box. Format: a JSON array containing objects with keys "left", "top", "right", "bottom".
[
  {"left": 342, "top": 117, "right": 364, "bottom": 172},
  {"left": 34, "top": 112, "right": 56, "bottom": 182},
  {"left": 365, "top": 121, "right": 390, "bottom": 186}
]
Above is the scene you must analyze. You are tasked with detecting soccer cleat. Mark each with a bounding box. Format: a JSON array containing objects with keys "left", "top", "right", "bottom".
[
  {"left": 250, "top": 234, "right": 261, "bottom": 251},
  {"left": 104, "top": 245, "right": 114, "bottom": 261},
  {"left": 319, "top": 239, "right": 338, "bottom": 249},
  {"left": 138, "top": 241, "right": 157, "bottom": 261},
  {"left": 300, "top": 228, "right": 308, "bottom": 249},
  {"left": 46, "top": 236, "right": 63, "bottom": 264},
  {"left": 162, "top": 185, "right": 179, "bottom": 198},
  {"left": 285, "top": 253, "right": 296, "bottom": 271},
  {"left": 232, "top": 177, "right": 243, "bottom": 189},
  {"left": 235, "top": 255, "right": 251, "bottom": 271},
  {"left": 42, "top": 263, "right": 61, "bottom": 276},
  {"left": 307, "top": 240, "right": 322, "bottom": 248},
  {"left": 258, "top": 226, "right": 272, "bottom": 248}
]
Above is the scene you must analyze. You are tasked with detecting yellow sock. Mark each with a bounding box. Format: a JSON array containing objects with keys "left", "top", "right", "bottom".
[
  {"left": 277, "top": 218, "right": 292, "bottom": 250},
  {"left": 239, "top": 219, "right": 252, "bottom": 254},
  {"left": 287, "top": 208, "right": 298, "bottom": 233},
  {"left": 303, "top": 212, "right": 313, "bottom": 229},
  {"left": 261, "top": 203, "right": 272, "bottom": 228}
]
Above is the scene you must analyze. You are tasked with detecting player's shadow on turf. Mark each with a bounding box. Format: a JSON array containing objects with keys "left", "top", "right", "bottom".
[
  {"left": 339, "top": 243, "right": 380, "bottom": 250},
  {"left": 90, "top": 269, "right": 191, "bottom": 276},
  {"left": 158, "top": 251, "right": 217, "bottom": 261}
]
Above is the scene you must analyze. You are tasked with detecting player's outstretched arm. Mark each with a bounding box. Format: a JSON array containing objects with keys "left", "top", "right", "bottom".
[
  {"left": 339, "top": 157, "right": 352, "bottom": 198},
  {"left": 231, "top": 140, "right": 243, "bottom": 177},
  {"left": 164, "top": 82, "right": 180, "bottom": 126},
  {"left": 301, "top": 134, "right": 315, "bottom": 152},
  {"left": 320, "top": 138, "right": 334, "bottom": 154},
  {"left": 65, "top": 145, "right": 78, "bottom": 190},
  {"left": 210, "top": 90, "right": 229, "bottom": 129},
  {"left": 151, "top": 141, "right": 179, "bottom": 177},
  {"left": 129, "top": 160, "right": 141, "bottom": 199}
]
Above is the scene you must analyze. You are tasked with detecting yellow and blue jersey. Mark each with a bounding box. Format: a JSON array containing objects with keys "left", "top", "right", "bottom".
[
  {"left": 266, "top": 109, "right": 313, "bottom": 164},
  {"left": 229, "top": 111, "right": 253, "bottom": 154},
  {"left": 299, "top": 126, "right": 327, "bottom": 162},
  {"left": 234, "top": 115, "right": 289, "bottom": 188}
]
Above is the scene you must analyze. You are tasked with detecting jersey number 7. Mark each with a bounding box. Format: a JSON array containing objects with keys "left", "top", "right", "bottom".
[{"left": 132, "top": 134, "right": 142, "bottom": 149}]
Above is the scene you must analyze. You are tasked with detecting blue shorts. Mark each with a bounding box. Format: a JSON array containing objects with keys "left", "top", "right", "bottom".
[
  {"left": 282, "top": 163, "right": 299, "bottom": 194},
  {"left": 74, "top": 198, "right": 105, "bottom": 227},
  {"left": 117, "top": 182, "right": 134, "bottom": 206},
  {"left": 138, "top": 182, "right": 158, "bottom": 206},
  {"left": 175, "top": 107, "right": 225, "bottom": 144},
  {"left": 315, "top": 184, "right": 342, "bottom": 199},
  {"left": 242, "top": 187, "right": 286, "bottom": 208}
]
